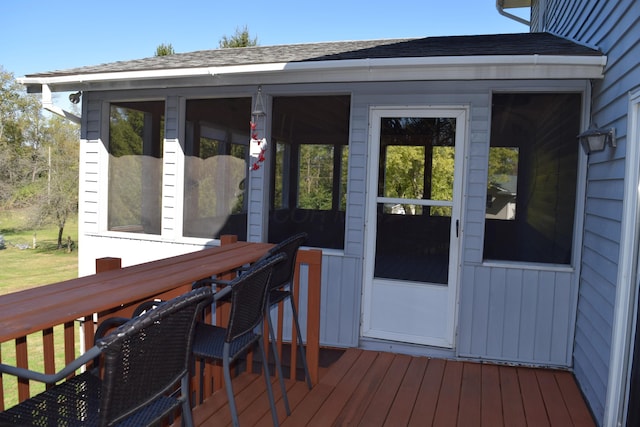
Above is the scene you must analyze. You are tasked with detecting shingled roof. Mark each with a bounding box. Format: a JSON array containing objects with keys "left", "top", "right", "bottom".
[{"left": 26, "top": 32, "right": 601, "bottom": 78}]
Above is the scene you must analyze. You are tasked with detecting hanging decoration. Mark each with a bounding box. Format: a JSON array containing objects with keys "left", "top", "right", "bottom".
[{"left": 250, "top": 86, "right": 267, "bottom": 171}]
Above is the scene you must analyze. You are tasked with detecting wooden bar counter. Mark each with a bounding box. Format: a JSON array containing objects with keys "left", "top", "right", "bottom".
[
  {"left": 0, "top": 239, "right": 271, "bottom": 344},
  {"left": 0, "top": 236, "right": 322, "bottom": 409}
]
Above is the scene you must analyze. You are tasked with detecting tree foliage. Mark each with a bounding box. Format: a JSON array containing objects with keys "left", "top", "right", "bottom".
[
  {"left": 219, "top": 26, "right": 258, "bottom": 48},
  {"left": 0, "top": 67, "right": 80, "bottom": 247},
  {"left": 0, "top": 67, "right": 44, "bottom": 206},
  {"left": 488, "top": 147, "right": 519, "bottom": 185},
  {"left": 298, "top": 145, "right": 334, "bottom": 209},
  {"left": 155, "top": 43, "right": 175, "bottom": 56},
  {"left": 381, "top": 118, "right": 456, "bottom": 215}
]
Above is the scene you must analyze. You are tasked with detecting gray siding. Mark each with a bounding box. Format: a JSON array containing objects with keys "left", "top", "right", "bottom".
[
  {"left": 347, "top": 80, "right": 586, "bottom": 366},
  {"left": 77, "top": 78, "right": 590, "bottom": 367},
  {"left": 534, "top": 0, "right": 640, "bottom": 424},
  {"left": 458, "top": 265, "right": 576, "bottom": 366},
  {"left": 319, "top": 255, "right": 362, "bottom": 347}
]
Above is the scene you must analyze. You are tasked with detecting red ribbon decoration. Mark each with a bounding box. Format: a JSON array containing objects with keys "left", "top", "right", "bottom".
[{"left": 250, "top": 120, "right": 267, "bottom": 170}]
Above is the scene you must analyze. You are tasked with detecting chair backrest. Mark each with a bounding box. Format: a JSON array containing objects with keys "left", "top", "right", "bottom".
[
  {"left": 265, "top": 232, "right": 307, "bottom": 291},
  {"left": 97, "top": 286, "right": 212, "bottom": 425},
  {"left": 225, "top": 253, "right": 287, "bottom": 342}
]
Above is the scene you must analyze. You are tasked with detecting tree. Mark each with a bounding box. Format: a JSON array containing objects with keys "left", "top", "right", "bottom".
[
  {"left": 155, "top": 43, "right": 175, "bottom": 56},
  {"left": 219, "top": 26, "right": 258, "bottom": 48},
  {"left": 0, "top": 68, "right": 79, "bottom": 248},
  {"left": 29, "top": 116, "right": 79, "bottom": 248},
  {"left": 0, "top": 67, "right": 45, "bottom": 207},
  {"left": 298, "top": 145, "right": 334, "bottom": 209}
]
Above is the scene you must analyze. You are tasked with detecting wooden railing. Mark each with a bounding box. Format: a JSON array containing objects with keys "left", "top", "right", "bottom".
[{"left": 0, "top": 236, "right": 322, "bottom": 411}]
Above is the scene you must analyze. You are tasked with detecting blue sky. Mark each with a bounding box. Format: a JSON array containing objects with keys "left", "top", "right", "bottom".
[{"left": 2, "top": 0, "right": 528, "bottom": 78}]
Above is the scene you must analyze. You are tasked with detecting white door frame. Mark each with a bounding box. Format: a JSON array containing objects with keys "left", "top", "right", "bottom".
[{"left": 361, "top": 106, "right": 467, "bottom": 348}]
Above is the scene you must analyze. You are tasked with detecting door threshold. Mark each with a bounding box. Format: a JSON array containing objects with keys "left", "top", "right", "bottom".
[{"left": 359, "top": 337, "right": 456, "bottom": 359}]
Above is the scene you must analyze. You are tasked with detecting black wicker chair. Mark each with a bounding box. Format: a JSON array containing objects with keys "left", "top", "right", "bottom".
[
  {"left": 192, "top": 253, "right": 286, "bottom": 427},
  {"left": 0, "top": 286, "right": 212, "bottom": 427},
  {"left": 261, "top": 232, "right": 312, "bottom": 390}
]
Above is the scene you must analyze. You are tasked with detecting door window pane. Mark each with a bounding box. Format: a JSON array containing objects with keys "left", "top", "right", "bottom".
[
  {"left": 108, "top": 101, "right": 164, "bottom": 234},
  {"left": 374, "top": 117, "right": 456, "bottom": 284},
  {"left": 483, "top": 93, "right": 580, "bottom": 264}
]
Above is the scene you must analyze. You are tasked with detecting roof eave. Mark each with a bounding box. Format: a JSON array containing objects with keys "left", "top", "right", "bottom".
[
  {"left": 501, "top": 0, "right": 531, "bottom": 8},
  {"left": 19, "top": 54, "right": 607, "bottom": 93}
]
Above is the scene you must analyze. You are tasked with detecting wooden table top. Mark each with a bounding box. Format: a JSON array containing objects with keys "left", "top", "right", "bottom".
[{"left": 0, "top": 241, "right": 272, "bottom": 342}]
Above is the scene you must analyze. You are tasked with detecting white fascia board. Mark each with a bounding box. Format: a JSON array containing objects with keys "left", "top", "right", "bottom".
[
  {"left": 18, "top": 54, "right": 606, "bottom": 92},
  {"left": 501, "top": 0, "right": 531, "bottom": 8}
]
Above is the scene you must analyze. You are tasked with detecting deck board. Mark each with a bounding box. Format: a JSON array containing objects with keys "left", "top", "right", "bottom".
[
  {"left": 458, "top": 361, "right": 482, "bottom": 427},
  {"left": 499, "top": 365, "right": 527, "bottom": 427},
  {"left": 359, "top": 353, "right": 411, "bottom": 427},
  {"left": 191, "top": 348, "right": 596, "bottom": 427},
  {"left": 480, "top": 364, "right": 504, "bottom": 427},
  {"left": 385, "top": 355, "right": 428, "bottom": 426}
]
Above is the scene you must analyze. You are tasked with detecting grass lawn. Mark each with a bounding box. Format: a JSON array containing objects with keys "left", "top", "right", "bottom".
[
  {"left": 0, "top": 208, "right": 78, "bottom": 294},
  {"left": 0, "top": 208, "right": 80, "bottom": 408}
]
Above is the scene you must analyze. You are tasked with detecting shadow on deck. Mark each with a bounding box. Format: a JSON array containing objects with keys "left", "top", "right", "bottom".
[{"left": 191, "top": 348, "right": 595, "bottom": 426}]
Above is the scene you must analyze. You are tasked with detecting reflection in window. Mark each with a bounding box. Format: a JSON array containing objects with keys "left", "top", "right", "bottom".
[
  {"left": 486, "top": 147, "right": 518, "bottom": 220},
  {"left": 484, "top": 93, "right": 580, "bottom": 264},
  {"left": 183, "top": 98, "right": 250, "bottom": 240},
  {"left": 269, "top": 95, "right": 350, "bottom": 249},
  {"left": 108, "top": 101, "right": 164, "bottom": 234}
]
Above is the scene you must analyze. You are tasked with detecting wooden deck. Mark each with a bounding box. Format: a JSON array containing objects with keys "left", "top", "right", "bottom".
[{"left": 191, "top": 348, "right": 595, "bottom": 427}]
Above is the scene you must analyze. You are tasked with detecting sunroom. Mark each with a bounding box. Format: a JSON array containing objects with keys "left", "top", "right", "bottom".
[{"left": 19, "top": 32, "right": 605, "bottom": 365}]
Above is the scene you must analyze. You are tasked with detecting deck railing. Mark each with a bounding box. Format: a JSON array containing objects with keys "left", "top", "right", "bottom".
[{"left": 0, "top": 236, "right": 322, "bottom": 412}]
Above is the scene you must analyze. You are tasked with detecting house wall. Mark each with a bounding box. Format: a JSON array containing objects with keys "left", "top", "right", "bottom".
[
  {"left": 532, "top": 0, "right": 640, "bottom": 424},
  {"left": 78, "top": 78, "right": 589, "bottom": 365}
]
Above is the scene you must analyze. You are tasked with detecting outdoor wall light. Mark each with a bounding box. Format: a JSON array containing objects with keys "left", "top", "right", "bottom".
[
  {"left": 68, "top": 91, "right": 82, "bottom": 104},
  {"left": 578, "top": 126, "right": 616, "bottom": 154}
]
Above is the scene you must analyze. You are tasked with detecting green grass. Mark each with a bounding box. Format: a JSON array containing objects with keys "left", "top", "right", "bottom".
[
  {"left": 0, "top": 209, "right": 80, "bottom": 408},
  {"left": 0, "top": 209, "right": 78, "bottom": 294}
]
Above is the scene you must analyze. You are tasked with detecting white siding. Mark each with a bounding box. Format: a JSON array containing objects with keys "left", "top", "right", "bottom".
[
  {"left": 162, "top": 95, "right": 181, "bottom": 238},
  {"left": 77, "top": 99, "right": 103, "bottom": 274}
]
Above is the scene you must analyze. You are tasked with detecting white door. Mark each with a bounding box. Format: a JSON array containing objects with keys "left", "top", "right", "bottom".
[{"left": 362, "top": 107, "right": 466, "bottom": 348}]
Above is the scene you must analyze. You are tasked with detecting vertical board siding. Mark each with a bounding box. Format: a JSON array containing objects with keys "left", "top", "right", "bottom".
[
  {"left": 451, "top": 80, "right": 584, "bottom": 368},
  {"left": 537, "top": 0, "right": 640, "bottom": 423},
  {"left": 458, "top": 265, "right": 575, "bottom": 367},
  {"left": 271, "top": 254, "right": 361, "bottom": 348},
  {"left": 320, "top": 255, "right": 362, "bottom": 347}
]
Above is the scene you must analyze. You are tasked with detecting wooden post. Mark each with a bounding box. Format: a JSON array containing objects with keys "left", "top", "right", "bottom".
[
  {"left": 93, "top": 258, "right": 123, "bottom": 350},
  {"left": 96, "top": 257, "right": 121, "bottom": 273},
  {"left": 220, "top": 234, "right": 238, "bottom": 245},
  {"left": 299, "top": 249, "right": 322, "bottom": 385},
  {"left": 212, "top": 235, "right": 237, "bottom": 394}
]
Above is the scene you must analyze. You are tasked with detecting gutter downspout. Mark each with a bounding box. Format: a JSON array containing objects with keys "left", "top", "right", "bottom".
[
  {"left": 496, "top": 0, "right": 530, "bottom": 26},
  {"left": 41, "top": 84, "right": 81, "bottom": 124}
]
